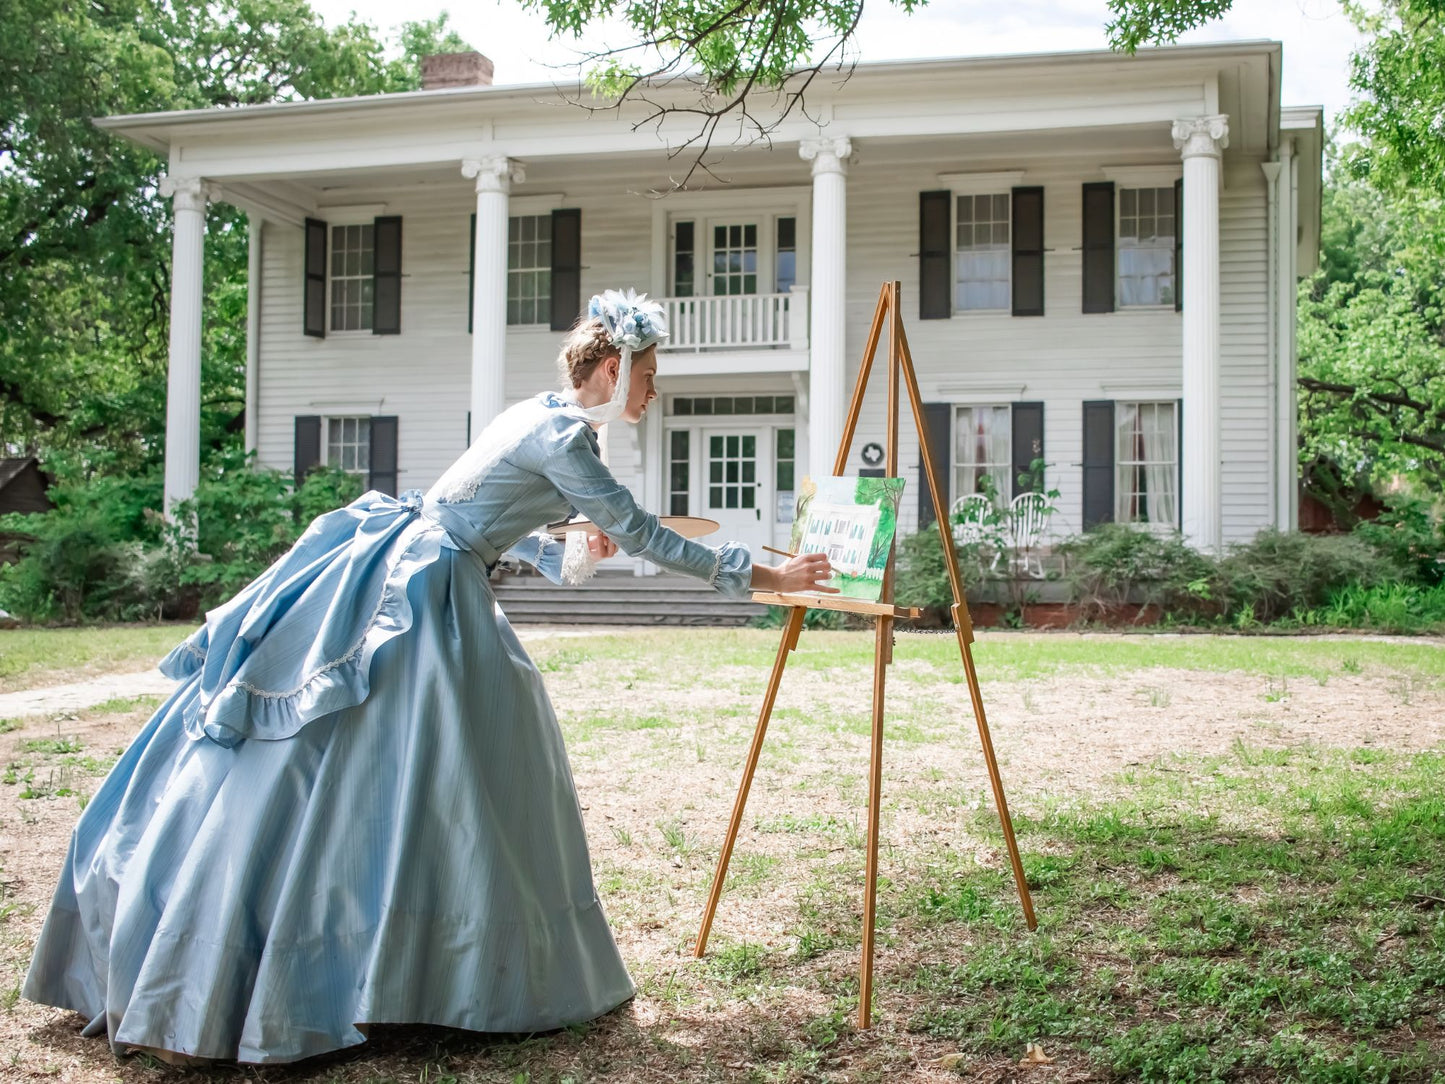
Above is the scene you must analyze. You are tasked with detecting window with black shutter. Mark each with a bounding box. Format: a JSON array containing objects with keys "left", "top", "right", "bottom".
[
  {"left": 1011, "top": 188, "right": 1044, "bottom": 316},
  {"left": 1081, "top": 400, "right": 1115, "bottom": 526},
  {"left": 550, "top": 208, "right": 582, "bottom": 331},
  {"left": 372, "top": 216, "right": 402, "bottom": 335},
  {"left": 918, "top": 191, "right": 951, "bottom": 320},
  {"left": 1081, "top": 182, "right": 1115, "bottom": 314},
  {"left": 303, "top": 220, "right": 327, "bottom": 338},
  {"left": 918, "top": 401, "right": 952, "bottom": 526},
  {"left": 1010, "top": 402, "right": 1045, "bottom": 497}
]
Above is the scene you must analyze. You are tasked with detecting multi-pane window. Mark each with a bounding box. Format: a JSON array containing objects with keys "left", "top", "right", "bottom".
[
  {"left": 708, "top": 434, "right": 757, "bottom": 510},
  {"left": 326, "top": 417, "right": 371, "bottom": 475},
  {"left": 1118, "top": 186, "right": 1176, "bottom": 307},
  {"left": 776, "top": 428, "right": 796, "bottom": 522},
  {"left": 954, "top": 404, "right": 1011, "bottom": 503},
  {"left": 668, "top": 430, "right": 690, "bottom": 516},
  {"left": 712, "top": 223, "right": 758, "bottom": 295},
  {"left": 955, "top": 194, "right": 1010, "bottom": 311},
  {"left": 776, "top": 217, "right": 797, "bottom": 294},
  {"left": 1115, "top": 401, "right": 1178, "bottom": 526},
  {"left": 507, "top": 214, "right": 552, "bottom": 325},
  {"left": 673, "top": 221, "right": 696, "bottom": 298},
  {"left": 671, "top": 395, "right": 794, "bottom": 416},
  {"left": 330, "top": 225, "right": 374, "bottom": 331}
]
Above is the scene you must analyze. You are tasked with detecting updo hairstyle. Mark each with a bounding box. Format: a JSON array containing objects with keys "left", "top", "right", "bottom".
[{"left": 556, "top": 318, "right": 619, "bottom": 389}]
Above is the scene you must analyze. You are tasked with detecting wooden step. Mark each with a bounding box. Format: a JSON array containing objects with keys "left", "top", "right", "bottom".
[{"left": 491, "top": 572, "right": 769, "bottom": 626}]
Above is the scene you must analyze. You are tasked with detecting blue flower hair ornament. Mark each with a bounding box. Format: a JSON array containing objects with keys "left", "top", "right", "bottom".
[{"left": 570, "top": 289, "right": 668, "bottom": 426}]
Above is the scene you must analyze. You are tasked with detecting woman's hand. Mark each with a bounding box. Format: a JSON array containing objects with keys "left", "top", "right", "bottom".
[
  {"left": 587, "top": 531, "right": 619, "bottom": 560},
  {"left": 751, "top": 552, "right": 837, "bottom": 594}
]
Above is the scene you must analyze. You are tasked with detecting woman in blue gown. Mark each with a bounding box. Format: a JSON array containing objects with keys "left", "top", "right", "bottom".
[{"left": 22, "top": 291, "right": 833, "bottom": 1065}]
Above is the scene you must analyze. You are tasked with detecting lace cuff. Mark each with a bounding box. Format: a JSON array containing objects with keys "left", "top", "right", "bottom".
[{"left": 561, "top": 531, "right": 600, "bottom": 585}]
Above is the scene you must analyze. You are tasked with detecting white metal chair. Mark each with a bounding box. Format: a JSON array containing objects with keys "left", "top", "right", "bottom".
[
  {"left": 949, "top": 493, "right": 1001, "bottom": 570},
  {"left": 1006, "top": 491, "right": 1050, "bottom": 579}
]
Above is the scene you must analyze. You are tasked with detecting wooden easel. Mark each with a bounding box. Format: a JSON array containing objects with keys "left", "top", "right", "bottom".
[{"left": 692, "top": 280, "right": 1037, "bottom": 1028}]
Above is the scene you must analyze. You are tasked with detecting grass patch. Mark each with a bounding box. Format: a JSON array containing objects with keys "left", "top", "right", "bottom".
[{"left": 0, "top": 624, "right": 196, "bottom": 692}]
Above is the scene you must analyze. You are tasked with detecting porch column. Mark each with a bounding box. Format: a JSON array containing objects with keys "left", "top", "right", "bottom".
[
  {"left": 1172, "top": 115, "right": 1228, "bottom": 551},
  {"left": 463, "top": 156, "right": 524, "bottom": 432},
  {"left": 159, "top": 175, "right": 212, "bottom": 517},
  {"left": 800, "top": 136, "right": 851, "bottom": 478}
]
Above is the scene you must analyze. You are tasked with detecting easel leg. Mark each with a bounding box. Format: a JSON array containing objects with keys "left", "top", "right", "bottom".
[
  {"left": 695, "top": 606, "right": 806, "bottom": 957},
  {"left": 858, "top": 614, "right": 891, "bottom": 1028},
  {"left": 953, "top": 606, "right": 1037, "bottom": 930}
]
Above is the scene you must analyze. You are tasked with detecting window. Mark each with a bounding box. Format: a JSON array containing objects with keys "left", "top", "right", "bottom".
[
  {"left": 955, "top": 193, "right": 1010, "bottom": 311},
  {"left": 954, "top": 404, "right": 1011, "bottom": 502},
  {"left": 708, "top": 434, "right": 757, "bottom": 510},
  {"left": 670, "top": 395, "right": 794, "bottom": 416},
  {"left": 1118, "top": 187, "right": 1176, "bottom": 307},
  {"left": 330, "top": 224, "right": 374, "bottom": 331},
  {"left": 507, "top": 214, "right": 552, "bottom": 325},
  {"left": 326, "top": 417, "right": 371, "bottom": 475},
  {"left": 1115, "top": 402, "right": 1178, "bottom": 525},
  {"left": 712, "top": 223, "right": 758, "bottom": 295},
  {"left": 668, "top": 430, "right": 690, "bottom": 516},
  {"left": 776, "top": 428, "right": 796, "bottom": 522},
  {"left": 776, "top": 217, "right": 797, "bottom": 294}
]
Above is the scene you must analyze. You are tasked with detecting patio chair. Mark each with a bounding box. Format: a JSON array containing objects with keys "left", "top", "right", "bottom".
[
  {"left": 949, "top": 493, "right": 1001, "bottom": 570},
  {"left": 1006, "top": 491, "right": 1050, "bottom": 579}
]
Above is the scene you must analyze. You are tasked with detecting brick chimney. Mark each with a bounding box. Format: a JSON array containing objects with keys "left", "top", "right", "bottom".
[{"left": 421, "top": 52, "right": 494, "bottom": 90}]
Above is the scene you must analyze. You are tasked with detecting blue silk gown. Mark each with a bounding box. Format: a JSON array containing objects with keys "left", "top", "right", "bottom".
[{"left": 23, "top": 393, "right": 752, "bottom": 1064}]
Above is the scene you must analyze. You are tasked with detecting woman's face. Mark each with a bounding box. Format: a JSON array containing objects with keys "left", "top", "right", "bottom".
[{"left": 619, "top": 347, "right": 658, "bottom": 424}]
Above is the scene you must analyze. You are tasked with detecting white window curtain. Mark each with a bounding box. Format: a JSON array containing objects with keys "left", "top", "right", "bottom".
[
  {"left": 955, "top": 404, "right": 1011, "bottom": 503},
  {"left": 1115, "top": 402, "right": 1177, "bottom": 525},
  {"left": 955, "top": 194, "right": 1010, "bottom": 312},
  {"left": 1117, "top": 187, "right": 1176, "bottom": 307}
]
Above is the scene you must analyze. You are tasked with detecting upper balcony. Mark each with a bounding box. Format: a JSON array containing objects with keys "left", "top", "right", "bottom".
[{"left": 656, "top": 288, "right": 809, "bottom": 374}]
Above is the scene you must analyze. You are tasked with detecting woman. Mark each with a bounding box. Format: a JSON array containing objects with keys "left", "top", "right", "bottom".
[{"left": 23, "top": 291, "right": 833, "bottom": 1065}]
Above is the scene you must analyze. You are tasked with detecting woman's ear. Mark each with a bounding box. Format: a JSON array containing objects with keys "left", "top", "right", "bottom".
[{"left": 605, "top": 356, "right": 622, "bottom": 383}]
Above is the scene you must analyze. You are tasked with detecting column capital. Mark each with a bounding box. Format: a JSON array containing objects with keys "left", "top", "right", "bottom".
[
  {"left": 799, "top": 136, "right": 853, "bottom": 176},
  {"left": 1172, "top": 115, "right": 1229, "bottom": 159},
  {"left": 462, "top": 156, "right": 524, "bottom": 193},
  {"left": 159, "top": 175, "right": 215, "bottom": 212}
]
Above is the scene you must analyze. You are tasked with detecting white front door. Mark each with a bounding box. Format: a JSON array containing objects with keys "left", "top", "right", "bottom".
[
  {"left": 706, "top": 220, "right": 760, "bottom": 296},
  {"left": 701, "top": 426, "right": 772, "bottom": 558}
]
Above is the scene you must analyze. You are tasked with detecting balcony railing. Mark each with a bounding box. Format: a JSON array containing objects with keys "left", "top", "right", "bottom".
[{"left": 660, "top": 287, "right": 809, "bottom": 352}]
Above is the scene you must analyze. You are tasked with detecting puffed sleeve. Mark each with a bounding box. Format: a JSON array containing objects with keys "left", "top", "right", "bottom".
[
  {"left": 537, "top": 427, "right": 754, "bottom": 598},
  {"left": 502, "top": 531, "right": 566, "bottom": 585}
]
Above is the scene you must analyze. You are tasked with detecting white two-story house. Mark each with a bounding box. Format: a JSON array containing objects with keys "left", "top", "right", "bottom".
[{"left": 100, "top": 40, "right": 1321, "bottom": 568}]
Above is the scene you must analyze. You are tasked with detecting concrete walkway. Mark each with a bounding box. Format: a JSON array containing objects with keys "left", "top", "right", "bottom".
[{"left": 0, "top": 626, "right": 602, "bottom": 721}]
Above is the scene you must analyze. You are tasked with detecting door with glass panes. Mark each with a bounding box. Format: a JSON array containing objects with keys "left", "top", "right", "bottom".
[{"left": 700, "top": 427, "right": 773, "bottom": 558}]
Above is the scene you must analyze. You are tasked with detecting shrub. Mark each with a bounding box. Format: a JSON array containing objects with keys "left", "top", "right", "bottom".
[
  {"left": 1352, "top": 497, "right": 1445, "bottom": 587},
  {"left": 1056, "top": 523, "right": 1214, "bottom": 621},
  {"left": 1309, "top": 582, "right": 1445, "bottom": 633},
  {"left": 1215, "top": 529, "right": 1390, "bottom": 624},
  {"left": 893, "top": 526, "right": 996, "bottom": 612}
]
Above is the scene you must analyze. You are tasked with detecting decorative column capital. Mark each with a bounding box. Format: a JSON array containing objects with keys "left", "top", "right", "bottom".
[
  {"left": 799, "top": 137, "right": 853, "bottom": 177},
  {"left": 462, "top": 156, "right": 524, "bottom": 193},
  {"left": 159, "top": 175, "right": 215, "bottom": 212},
  {"left": 1172, "top": 115, "right": 1229, "bottom": 160}
]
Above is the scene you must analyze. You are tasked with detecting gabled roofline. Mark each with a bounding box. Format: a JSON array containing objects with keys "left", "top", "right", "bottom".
[{"left": 93, "top": 38, "right": 1283, "bottom": 137}]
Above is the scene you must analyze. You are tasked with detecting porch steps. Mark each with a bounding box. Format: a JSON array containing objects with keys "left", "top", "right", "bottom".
[{"left": 491, "top": 570, "right": 768, "bottom": 626}]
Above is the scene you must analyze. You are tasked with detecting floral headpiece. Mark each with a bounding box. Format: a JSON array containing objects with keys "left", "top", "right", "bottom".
[{"left": 572, "top": 289, "right": 668, "bottom": 425}]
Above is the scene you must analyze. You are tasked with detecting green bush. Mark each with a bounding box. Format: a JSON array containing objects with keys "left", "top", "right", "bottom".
[
  {"left": 1215, "top": 529, "right": 1392, "bottom": 624},
  {"left": 893, "top": 526, "right": 996, "bottom": 612},
  {"left": 1056, "top": 523, "right": 1214, "bottom": 621},
  {"left": 1352, "top": 497, "right": 1445, "bottom": 587},
  {"left": 1307, "top": 582, "right": 1445, "bottom": 633}
]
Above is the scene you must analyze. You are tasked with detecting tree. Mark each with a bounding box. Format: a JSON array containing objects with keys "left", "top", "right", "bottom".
[
  {"left": 0, "top": 1, "right": 469, "bottom": 477},
  {"left": 1108, "top": 0, "right": 1445, "bottom": 196}
]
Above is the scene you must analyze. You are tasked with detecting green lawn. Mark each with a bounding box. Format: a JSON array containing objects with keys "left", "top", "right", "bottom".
[
  {"left": 1, "top": 627, "right": 1442, "bottom": 1082},
  {"left": 0, "top": 624, "right": 196, "bottom": 693}
]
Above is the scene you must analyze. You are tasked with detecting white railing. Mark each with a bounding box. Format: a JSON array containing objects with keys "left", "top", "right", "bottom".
[{"left": 660, "top": 287, "right": 809, "bottom": 352}]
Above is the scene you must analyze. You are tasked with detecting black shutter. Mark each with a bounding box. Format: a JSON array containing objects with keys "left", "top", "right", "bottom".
[
  {"left": 1082, "top": 182, "right": 1115, "bottom": 314},
  {"left": 467, "top": 212, "right": 476, "bottom": 333},
  {"left": 919, "top": 401, "right": 952, "bottom": 527},
  {"left": 1011, "top": 187, "right": 1045, "bottom": 317},
  {"left": 1176, "top": 397, "right": 1183, "bottom": 521},
  {"left": 1011, "top": 402, "right": 1045, "bottom": 498},
  {"left": 372, "top": 216, "right": 402, "bottom": 335},
  {"left": 551, "top": 208, "right": 582, "bottom": 331},
  {"left": 294, "top": 415, "right": 321, "bottom": 486},
  {"left": 1174, "top": 177, "right": 1184, "bottom": 313},
  {"left": 1082, "top": 400, "right": 1115, "bottom": 527},
  {"left": 303, "top": 218, "right": 327, "bottom": 338},
  {"left": 369, "top": 415, "right": 398, "bottom": 496},
  {"left": 919, "top": 191, "right": 951, "bottom": 320}
]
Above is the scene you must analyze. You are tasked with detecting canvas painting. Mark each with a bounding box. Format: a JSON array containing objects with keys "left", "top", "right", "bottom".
[{"left": 787, "top": 475, "right": 906, "bottom": 601}]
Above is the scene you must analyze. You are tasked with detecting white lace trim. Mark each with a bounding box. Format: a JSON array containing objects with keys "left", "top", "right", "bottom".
[
  {"left": 179, "top": 639, "right": 206, "bottom": 662},
  {"left": 560, "top": 530, "right": 599, "bottom": 585},
  {"left": 706, "top": 546, "right": 724, "bottom": 587}
]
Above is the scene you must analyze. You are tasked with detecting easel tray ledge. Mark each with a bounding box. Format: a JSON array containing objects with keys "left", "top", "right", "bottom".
[{"left": 750, "top": 591, "right": 922, "bottom": 619}]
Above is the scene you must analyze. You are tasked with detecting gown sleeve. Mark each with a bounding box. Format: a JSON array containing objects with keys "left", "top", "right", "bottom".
[
  {"left": 502, "top": 531, "right": 566, "bottom": 585},
  {"left": 536, "top": 426, "right": 753, "bottom": 599}
]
